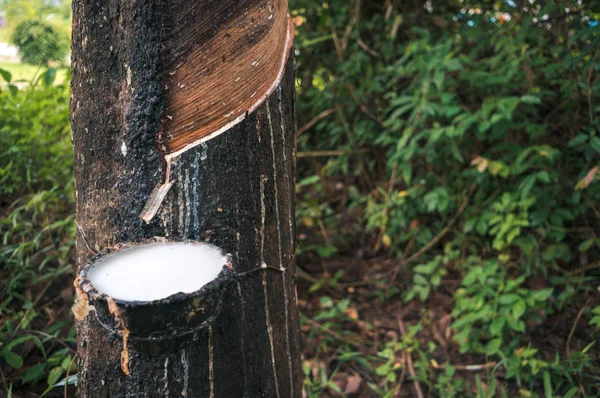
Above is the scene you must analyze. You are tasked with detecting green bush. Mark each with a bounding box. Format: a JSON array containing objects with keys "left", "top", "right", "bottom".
[
  {"left": 293, "top": 0, "right": 600, "bottom": 395},
  {"left": 0, "top": 68, "right": 71, "bottom": 198},
  {"left": 11, "top": 19, "right": 69, "bottom": 66},
  {"left": 0, "top": 68, "right": 75, "bottom": 392}
]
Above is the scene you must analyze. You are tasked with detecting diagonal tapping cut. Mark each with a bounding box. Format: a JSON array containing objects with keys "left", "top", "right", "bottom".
[{"left": 141, "top": 0, "right": 295, "bottom": 223}]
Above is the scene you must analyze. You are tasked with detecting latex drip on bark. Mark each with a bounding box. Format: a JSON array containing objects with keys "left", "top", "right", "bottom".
[
  {"left": 141, "top": 1, "right": 295, "bottom": 223},
  {"left": 75, "top": 239, "right": 234, "bottom": 367}
]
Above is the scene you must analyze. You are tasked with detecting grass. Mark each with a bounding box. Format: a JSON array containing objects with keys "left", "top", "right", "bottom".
[{"left": 0, "top": 62, "right": 69, "bottom": 85}]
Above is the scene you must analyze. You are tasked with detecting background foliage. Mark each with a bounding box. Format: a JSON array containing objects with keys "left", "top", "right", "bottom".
[
  {"left": 292, "top": 1, "right": 600, "bottom": 396},
  {"left": 11, "top": 20, "right": 69, "bottom": 66},
  {"left": 0, "top": 68, "right": 75, "bottom": 394},
  {"left": 0, "top": 0, "right": 71, "bottom": 42},
  {"left": 1, "top": 0, "right": 599, "bottom": 397}
]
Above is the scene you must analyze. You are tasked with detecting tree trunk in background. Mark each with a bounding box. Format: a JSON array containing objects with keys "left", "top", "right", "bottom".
[{"left": 70, "top": 0, "right": 301, "bottom": 396}]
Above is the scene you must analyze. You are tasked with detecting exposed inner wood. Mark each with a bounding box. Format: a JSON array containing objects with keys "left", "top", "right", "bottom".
[
  {"left": 72, "top": 276, "right": 94, "bottom": 322},
  {"left": 159, "top": 0, "right": 293, "bottom": 159},
  {"left": 142, "top": 0, "right": 293, "bottom": 223},
  {"left": 106, "top": 296, "right": 131, "bottom": 375}
]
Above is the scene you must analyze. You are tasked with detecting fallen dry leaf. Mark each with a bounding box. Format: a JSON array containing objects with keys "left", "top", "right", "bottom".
[
  {"left": 584, "top": 166, "right": 598, "bottom": 188},
  {"left": 471, "top": 156, "right": 488, "bottom": 173},
  {"left": 345, "top": 307, "right": 359, "bottom": 320},
  {"left": 344, "top": 374, "right": 362, "bottom": 396}
]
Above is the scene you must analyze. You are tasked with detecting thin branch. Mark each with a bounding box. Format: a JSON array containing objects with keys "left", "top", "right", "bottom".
[
  {"left": 23, "top": 330, "right": 76, "bottom": 354},
  {"left": 64, "top": 353, "right": 78, "bottom": 398},
  {"left": 331, "top": 13, "right": 356, "bottom": 61},
  {"left": 11, "top": 277, "right": 56, "bottom": 339},
  {"left": 348, "top": 85, "right": 385, "bottom": 126},
  {"left": 76, "top": 222, "right": 97, "bottom": 256},
  {"left": 569, "top": 260, "right": 600, "bottom": 275},
  {"left": 397, "top": 352, "right": 407, "bottom": 395},
  {"left": 586, "top": 51, "right": 598, "bottom": 123},
  {"left": 566, "top": 298, "right": 592, "bottom": 358},
  {"left": 397, "top": 318, "right": 424, "bottom": 398},
  {"left": 296, "top": 149, "right": 371, "bottom": 158},
  {"left": 432, "top": 361, "right": 498, "bottom": 372},
  {"left": 374, "top": 164, "right": 398, "bottom": 252},
  {"left": 357, "top": 38, "right": 381, "bottom": 58},
  {"left": 388, "top": 183, "right": 477, "bottom": 286},
  {"left": 405, "top": 184, "right": 475, "bottom": 265},
  {"left": 386, "top": 228, "right": 418, "bottom": 295},
  {"left": 583, "top": 193, "right": 600, "bottom": 223},
  {"left": 296, "top": 108, "right": 335, "bottom": 137},
  {"left": 303, "top": 315, "right": 363, "bottom": 347},
  {"left": 355, "top": 0, "right": 381, "bottom": 58}
]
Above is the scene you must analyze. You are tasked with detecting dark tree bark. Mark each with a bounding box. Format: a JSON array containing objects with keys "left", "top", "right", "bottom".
[{"left": 70, "top": 0, "right": 301, "bottom": 396}]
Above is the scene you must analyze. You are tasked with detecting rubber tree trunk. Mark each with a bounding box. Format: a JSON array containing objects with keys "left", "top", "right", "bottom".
[{"left": 70, "top": 0, "right": 301, "bottom": 396}]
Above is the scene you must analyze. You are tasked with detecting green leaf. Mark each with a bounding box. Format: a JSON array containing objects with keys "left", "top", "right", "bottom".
[
  {"left": 520, "top": 95, "right": 541, "bottom": 104},
  {"left": 536, "top": 170, "right": 550, "bottom": 183},
  {"left": 531, "top": 288, "right": 553, "bottom": 302},
  {"left": 475, "top": 374, "right": 485, "bottom": 398},
  {"left": 328, "top": 379, "right": 344, "bottom": 394},
  {"left": 30, "top": 335, "right": 46, "bottom": 359},
  {"left": 298, "top": 175, "right": 320, "bottom": 187},
  {"left": 8, "top": 84, "right": 18, "bottom": 96},
  {"left": 375, "top": 363, "right": 390, "bottom": 376},
  {"left": 2, "top": 350, "right": 23, "bottom": 369},
  {"left": 445, "top": 59, "right": 461, "bottom": 71},
  {"left": 5, "top": 335, "right": 37, "bottom": 351},
  {"left": 54, "top": 374, "right": 77, "bottom": 387},
  {"left": 61, "top": 355, "right": 72, "bottom": 370},
  {"left": 0, "top": 68, "right": 12, "bottom": 83},
  {"left": 498, "top": 294, "right": 520, "bottom": 305},
  {"left": 506, "top": 317, "right": 525, "bottom": 332},
  {"left": 497, "top": 97, "right": 520, "bottom": 119},
  {"left": 582, "top": 341, "right": 595, "bottom": 353},
  {"left": 336, "top": 352, "right": 362, "bottom": 362},
  {"left": 490, "top": 317, "right": 505, "bottom": 336},
  {"left": 578, "top": 238, "right": 594, "bottom": 252},
  {"left": 542, "top": 243, "right": 572, "bottom": 262},
  {"left": 568, "top": 134, "right": 588, "bottom": 147},
  {"left": 47, "top": 366, "right": 64, "bottom": 387},
  {"left": 22, "top": 363, "right": 46, "bottom": 385},
  {"left": 433, "top": 69, "right": 445, "bottom": 90},
  {"left": 463, "top": 218, "right": 476, "bottom": 233},
  {"left": 319, "top": 296, "right": 334, "bottom": 308},
  {"left": 513, "top": 236, "right": 536, "bottom": 255},
  {"left": 486, "top": 338, "right": 502, "bottom": 355},
  {"left": 512, "top": 299, "right": 526, "bottom": 318},
  {"left": 43, "top": 68, "right": 57, "bottom": 87},
  {"left": 564, "top": 387, "right": 579, "bottom": 398},
  {"left": 462, "top": 269, "right": 479, "bottom": 286},
  {"left": 543, "top": 371, "right": 552, "bottom": 398},
  {"left": 591, "top": 136, "right": 600, "bottom": 154},
  {"left": 519, "top": 174, "right": 537, "bottom": 199},
  {"left": 414, "top": 262, "right": 437, "bottom": 275}
]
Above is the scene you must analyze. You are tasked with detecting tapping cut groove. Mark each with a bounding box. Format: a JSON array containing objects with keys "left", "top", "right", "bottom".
[{"left": 141, "top": 0, "right": 294, "bottom": 222}]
